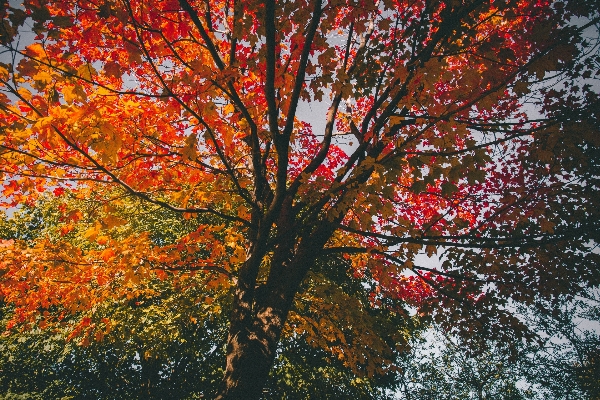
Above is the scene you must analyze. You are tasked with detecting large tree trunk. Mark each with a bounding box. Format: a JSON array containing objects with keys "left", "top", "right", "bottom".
[
  {"left": 215, "top": 235, "right": 320, "bottom": 399},
  {"left": 215, "top": 303, "right": 288, "bottom": 399},
  {"left": 213, "top": 182, "right": 339, "bottom": 399}
]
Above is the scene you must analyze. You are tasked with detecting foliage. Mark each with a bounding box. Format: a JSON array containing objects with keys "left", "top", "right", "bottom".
[
  {"left": 517, "top": 294, "right": 600, "bottom": 400},
  {"left": 395, "top": 292, "right": 600, "bottom": 400},
  {"left": 0, "top": 283, "right": 227, "bottom": 400},
  {"left": 1, "top": 0, "right": 599, "bottom": 396},
  {"left": 0, "top": 198, "right": 411, "bottom": 398},
  {"left": 397, "top": 332, "right": 538, "bottom": 400},
  {"left": 0, "top": 198, "right": 226, "bottom": 398}
]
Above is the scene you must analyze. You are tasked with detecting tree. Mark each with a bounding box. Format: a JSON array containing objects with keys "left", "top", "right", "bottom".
[
  {"left": 0, "top": 195, "right": 231, "bottom": 399},
  {"left": 517, "top": 293, "right": 600, "bottom": 400},
  {"left": 0, "top": 0, "right": 599, "bottom": 398},
  {"left": 0, "top": 196, "right": 417, "bottom": 399},
  {"left": 396, "top": 331, "right": 539, "bottom": 400},
  {"left": 393, "top": 289, "right": 600, "bottom": 400}
]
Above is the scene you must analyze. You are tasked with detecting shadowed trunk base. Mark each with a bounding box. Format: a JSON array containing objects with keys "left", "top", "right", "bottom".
[{"left": 215, "top": 306, "right": 285, "bottom": 400}]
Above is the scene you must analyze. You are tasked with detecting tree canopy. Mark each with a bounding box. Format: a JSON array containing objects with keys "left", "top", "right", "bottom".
[{"left": 1, "top": 0, "right": 599, "bottom": 398}]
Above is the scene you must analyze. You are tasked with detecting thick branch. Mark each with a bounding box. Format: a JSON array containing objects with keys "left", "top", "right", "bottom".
[
  {"left": 335, "top": 223, "right": 595, "bottom": 249},
  {"left": 178, "top": 0, "right": 225, "bottom": 70},
  {"left": 264, "top": 0, "right": 279, "bottom": 138},
  {"left": 281, "top": 0, "right": 323, "bottom": 139}
]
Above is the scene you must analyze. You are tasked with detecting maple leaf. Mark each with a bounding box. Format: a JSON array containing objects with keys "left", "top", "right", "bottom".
[{"left": 0, "top": 0, "right": 599, "bottom": 398}]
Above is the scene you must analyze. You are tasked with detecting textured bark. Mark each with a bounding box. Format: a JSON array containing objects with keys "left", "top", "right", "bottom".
[
  {"left": 215, "top": 305, "right": 287, "bottom": 400},
  {"left": 215, "top": 227, "right": 325, "bottom": 399}
]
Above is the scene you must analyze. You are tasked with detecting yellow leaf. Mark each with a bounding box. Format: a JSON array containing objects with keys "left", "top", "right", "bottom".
[
  {"left": 0, "top": 65, "right": 9, "bottom": 80},
  {"left": 77, "top": 63, "right": 97, "bottom": 81},
  {"left": 102, "top": 215, "right": 127, "bottom": 229},
  {"left": 223, "top": 103, "right": 235, "bottom": 115},
  {"left": 223, "top": 128, "right": 233, "bottom": 149},
  {"left": 84, "top": 222, "right": 101, "bottom": 241},
  {"left": 62, "top": 84, "right": 87, "bottom": 104},
  {"left": 17, "top": 87, "right": 32, "bottom": 101},
  {"left": 34, "top": 116, "right": 53, "bottom": 130},
  {"left": 96, "top": 86, "right": 112, "bottom": 96},
  {"left": 182, "top": 133, "right": 198, "bottom": 161},
  {"left": 32, "top": 70, "right": 53, "bottom": 85},
  {"left": 389, "top": 115, "right": 409, "bottom": 126},
  {"left": 100, "top": 248, "right": 115, "bottom": 262},
  {"left": 26, "top": 43, "right": 45, "bottom": 58}
]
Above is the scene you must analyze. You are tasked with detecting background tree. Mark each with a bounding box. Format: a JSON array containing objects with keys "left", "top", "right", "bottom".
[
  {"left": 517, "top": 294, "right": 600, "bottom": 400},
  {"left": 394, "top": 290, "right": 600, "bottom": 400},
  {"left": 1, "top": 0, "right": 599, "bottom": 398},
  {"left": 0, "top": 195, "right": 416, "bottom": 399}
]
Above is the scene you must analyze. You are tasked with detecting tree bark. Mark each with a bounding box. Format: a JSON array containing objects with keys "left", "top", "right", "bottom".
[
  {"left": 215, "top": 303, "right": 288, "bottom": 399},
  {"left": 215, "top": 231, "right": 322, "bottom": 399}
]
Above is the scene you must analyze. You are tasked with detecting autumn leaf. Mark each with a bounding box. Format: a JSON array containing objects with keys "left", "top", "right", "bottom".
[
  {"left": 182, "top": 133, "right": 198, "bottom": 161},
  {"left": 0, "top": 0, "right": 598, "bottom": 398},
  {"left": 77, "top": 63, "right": 97, "bottom": 81}
]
